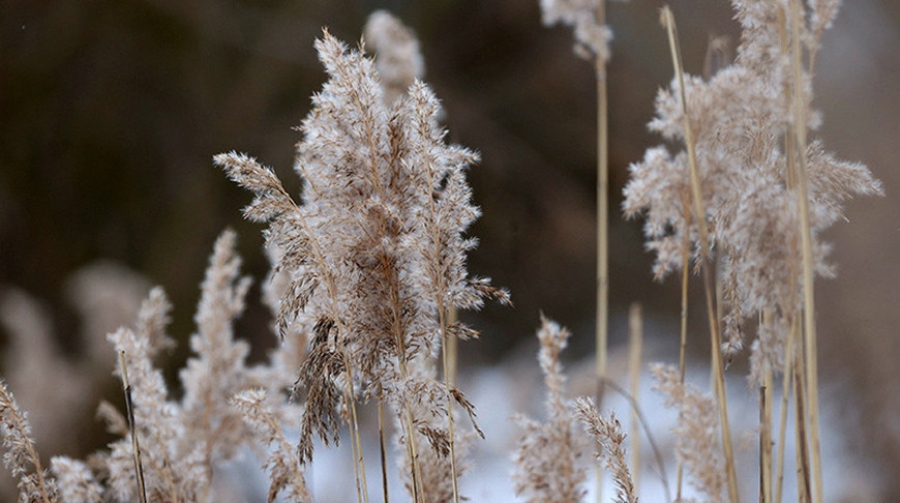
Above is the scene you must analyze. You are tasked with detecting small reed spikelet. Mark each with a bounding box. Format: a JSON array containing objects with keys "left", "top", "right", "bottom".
[
  {"left": 49, "top": 458, "right": 102, "bottom": 503},
  {"left": 540, "top": 0, "right": 613, "bottom": 63},
  {"left": 364, "top": 10, "right": 424, "bottom": 106},
  {"left": 231, "top": 390, "right": 310, "bottom": 503},
  {"left": 0, "top": 379, "right": 58, "bottom": 503},
  {"left": 104, "top": 289, "right": 184, "bottom": 502},
  {"left": 652, "top": 364, "right": 725, "bottom": 503},
  {"left": 512, "top": 316, "right": 587, "bottom": 503},
  {"left": 572, "top": 398, "right": 638, "bottom": 503}
]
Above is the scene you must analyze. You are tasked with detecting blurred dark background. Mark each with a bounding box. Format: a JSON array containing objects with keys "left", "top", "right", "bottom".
[{"left": 1, "top": 0, "right": 899, "bottom": 498}]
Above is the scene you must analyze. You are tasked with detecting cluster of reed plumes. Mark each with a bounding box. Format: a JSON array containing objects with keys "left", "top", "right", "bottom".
[{"left": 0, "top": 1, "right": 883, "bottom": 502}]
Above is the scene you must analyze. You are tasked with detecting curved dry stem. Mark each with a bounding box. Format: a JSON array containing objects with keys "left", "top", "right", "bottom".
[{"left": 598, "top": 377, "right": 671, "bottom": 502}]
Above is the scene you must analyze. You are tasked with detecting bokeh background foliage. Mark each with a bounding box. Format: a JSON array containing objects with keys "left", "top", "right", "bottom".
[{"left": 2, "top": 0, "right": 900, "bottom": 496}]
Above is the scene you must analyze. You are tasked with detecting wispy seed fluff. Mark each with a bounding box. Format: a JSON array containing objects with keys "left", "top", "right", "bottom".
[
  {"left": 216, "top": 28, "right": 507, "bottom": 473},
  {"left": 623, "top": 0, "right": 882, "bottom": 379},
  {"left": 364, "top": 10, "right": 425, "bottom": 105},
  {"left": 512, "top": 316, "right": 587, "bottom": 503},
  {"left": 540, "top": 0, "right": 617, "bottom": 64},
  {"left": 652, "top": 364, "right": 725, "bottom": 502},
  {"left": 0, "top": 379, "right": 58, "bottom": 503}
]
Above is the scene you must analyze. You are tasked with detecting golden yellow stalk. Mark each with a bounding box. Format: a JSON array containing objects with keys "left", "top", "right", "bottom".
[
  {"left": 793, "top": 349, "right": 812, "bottom": 503},
  {"left": 760, "top": 368, "right": 773, "bottom": 503},
  {"left": 382, "top": 256, "right": 424, "bottom": 503},
  {"left": 773, "top": 11, "right": 796, "bottom": 503},
  {"left": 760, "top": 311, "right": 774, "bottom": 503},
  {"left": 759, "top": 382, "right": 769, "bottom": 503},
  {"left": 439, "top": 306, "right": 460, "bottom": 503},
  {"left": 595, "top": 4, "right": 609, "bottom": 502},
  {"left": 346, "top": 365, "right": 370, "bottom": 503},
  {"left": 595, "top": 0, "right": 609, "bottom": 403},
  {"left": 628, "top": 303, "right": 643, "bottom": 489},
  {"left": 422, "top": 151, "right": 461, "bottom": 503},
  {"left": 774, "top": 314, "right": 799, "bottom": 503},
  {"left": 676, "top": 205, "right": 691, "bottom": 501},
  {"left": 660, "top": 7, "right": 739, "bottom": 502},
  {"left": 447, "top": 307, "right": 459, "bottom": 386},
  {"left": 788, "top": 2, "right": 824, "bottom": 502}
]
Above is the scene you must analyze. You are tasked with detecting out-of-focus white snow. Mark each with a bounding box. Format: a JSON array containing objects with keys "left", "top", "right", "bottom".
[{"left": 228, "top": 347, "right": 876, "bottom": 502}]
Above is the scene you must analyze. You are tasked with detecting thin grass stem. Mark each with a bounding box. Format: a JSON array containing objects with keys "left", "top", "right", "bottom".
[
  {"left": 378, "top": 401, "right": 390, "bottom": 503},
  {"left": 346, "top": 365, "right": 369, "bottom": 503},
  {"left": 775, "top": 315, "right": 799, "bottom": 503},
  {"left": 447, "top": 307, "right": 458, "bottom": 386},
  {"left": 440, "top": 308, "right": 460, "bottom": 503},
  {"left": 661, "top": 7, "right": 739, "bottom": 502},
  {"left": 422, "top": 145, "right": 461, "bottom": 503},
  {"left": 676, "top": 205, "right": 691, "bottom": 502},
  {"left": 594, "top": 1, "right": 610, "bottom": 405},
  {"left": 788, "top": 3, "right": 824, "bottom": 502},
  {"left": 594, "top": 5, "right": 610, "bottom": 503},
  {"left": 760, "top": 370, "right": 773, "bottom": 503},
  {"left": 760, "top": 310, "right": 775, "bottom": 503},
  {"left": 381, "top": 255, "right": 424, "bottom": 503},
  {"left": 628, "top": 303, "right": 643, "bottom": 491},
  {"left": 793, "top": 350, "right": 812, "bottom": 503}
]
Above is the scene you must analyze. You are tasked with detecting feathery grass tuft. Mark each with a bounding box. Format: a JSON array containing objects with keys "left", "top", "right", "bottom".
[{"left": 512, "top": 316, "right": 587, "bottom": 503}]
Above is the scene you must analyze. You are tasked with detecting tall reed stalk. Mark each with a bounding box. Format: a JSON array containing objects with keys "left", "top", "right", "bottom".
[
  {"left": 660, "top": 8, "right": 739, "bottom": 502},
  {"left": 787, "top": 2, "right": 823, "bottom": 500}
]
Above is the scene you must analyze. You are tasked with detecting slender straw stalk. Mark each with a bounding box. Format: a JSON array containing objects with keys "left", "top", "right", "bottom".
[
  {"left": 760, "top": 311, "right": 775, "bottom": 503},
  {"left": 660, "top": 7, "right": 739, "bottom": 502},
  {"left": 424, "top": 151, "right": 461, "bottom": 503},
  {"left": 788, "top": 2, "right": 824, "bottom": 501},
  {"left": 668, "top": 198, "right": 693, "bottom": 501},
  {"left": 793, "top": 351, "right": 812, "bottom": 503},
  {"left": 760, "top": 370, "right": 773, "bottom": 503},
  {"left": 773, "top": 11, "right": 797, "bottom": 503},
  {"left": 439, "top": 307, "right": 460, "bottom": 503},
  {"left": 347, "top": 366, "right": 369, "bottom": 503},
  {"left": 595, "top": 0, "right": 610, "bottom": 406},
  {"left": 442, "top": 306, "right": 460, "bottom": 502},
  {"left": 628, "top": 303, "right": 642, "bottom": 490},
  {"left": 595, "top": 4, "right": 610, "bottom": 502},
  {"left": 447, "top": 307, "right": 458, "bottom": 386},
  {"left": 378, "top": 401, "right": 389, "bottom": 503},
  {"left": 774, "top": 316, "right": 799, "bottom": 503},
  {"left": 676, "top": 207, "right": 691, "bottom": 501}
]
